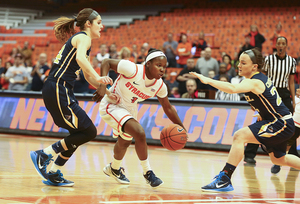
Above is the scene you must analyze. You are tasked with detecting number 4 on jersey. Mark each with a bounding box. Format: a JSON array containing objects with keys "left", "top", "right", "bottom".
[{"left": 54, "top": 45, "right": 66, "bottom": 64}]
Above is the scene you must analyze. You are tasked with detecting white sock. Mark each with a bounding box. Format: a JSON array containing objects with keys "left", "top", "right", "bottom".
[
  {"left": 50, "top": 163, "right": 61, "bottom": 173},
  {"left": 43, "top": 145, "right": 56, "bottom": 156},
  {"left": 111, "top": 157, "right": 122, "bottom": 170},
  {"left": 140, "top": 159, "right": 151, "bottom": 174}
]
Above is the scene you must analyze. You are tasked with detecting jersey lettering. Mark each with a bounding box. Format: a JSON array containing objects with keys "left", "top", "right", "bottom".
[
  {"left": 54, "top": 44, "right": 66, "bottom": 64},
  {"left": 270, "top": 86, "right": 282, "bottom": 106},
  {"left": 124, "top": 81, "right": 151, "bottom": 100}
]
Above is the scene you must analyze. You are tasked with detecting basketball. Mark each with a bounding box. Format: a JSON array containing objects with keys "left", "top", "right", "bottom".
[{"left": 160, "top": 124, "right": 188, "bottom": 151}]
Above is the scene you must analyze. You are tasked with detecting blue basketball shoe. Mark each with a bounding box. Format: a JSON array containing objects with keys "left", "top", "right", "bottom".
[
  {"left": 144, "top": 170, "right": 163, "bottom": 188},
  {"left": 201, "top": 171, "right": 234, "bottom": 192},
  {"left": 30, "top": 150, "right": 53, "bottom": 180},
  {"left": 103, "top": 163, "right": 130, "bottom": 184},
  {"left": 43, "top": 170, "right": 74, "bottom": 187}
]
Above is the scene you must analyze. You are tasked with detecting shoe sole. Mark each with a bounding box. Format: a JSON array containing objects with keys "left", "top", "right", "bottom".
[
  {"left": 147, "top": 181, "right": 164, "bottom": 188},
  {"left": 103, "top": 166, "right": 130, "bottom": 184},
  {"left": 30, "top": 151, "right": 48, "bottom": 181},
  {"left": 42, "top": 180, "right": 74, "bottom": 187},
  {"left": 201, "top": 186, "right": 234, "bottom": 192}
]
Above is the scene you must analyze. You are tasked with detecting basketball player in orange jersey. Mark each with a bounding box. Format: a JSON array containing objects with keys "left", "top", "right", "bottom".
[{"left": 93, "top": 48, "right": 186, "bottom": 187}]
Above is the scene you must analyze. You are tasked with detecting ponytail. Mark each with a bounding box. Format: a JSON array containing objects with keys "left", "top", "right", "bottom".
[
  {"left": 53, "top": 8, "right": 99, "bottom": 43},
  {"left": 53, "top": 17, "right": 76, "bottom": 43}
]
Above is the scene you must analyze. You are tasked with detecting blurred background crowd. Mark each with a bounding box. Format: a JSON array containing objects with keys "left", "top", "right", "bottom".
[{"left": 0, "top": 0, "right": 300, "bottom": 101}]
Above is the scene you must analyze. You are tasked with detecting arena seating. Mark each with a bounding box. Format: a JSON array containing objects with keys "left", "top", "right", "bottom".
[{"left": 0, "top": 4, "right": 300, "bottom": 66}]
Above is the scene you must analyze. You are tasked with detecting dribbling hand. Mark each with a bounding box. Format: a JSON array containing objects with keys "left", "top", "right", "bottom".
[{"left": 98, "top": 76, "right": 113, "bottom": 85}]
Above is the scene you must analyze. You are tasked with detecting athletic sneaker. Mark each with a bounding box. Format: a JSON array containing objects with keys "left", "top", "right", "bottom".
[
  {"left": 144, "top": 170, "right": 163, "bottom": 188},
  {"left": 103, "top": 163, "right": 130, "bottom": 184},
  {"left": 42, "top": 170, "right": 74, "bottom": 187},
  {"left": 201, "top": 171, "right": 234, "bottom": 192},
  {"left": 30, "top": 150, "right": 53, "bottom": 180},
  {"left": 271, "top": 165, "right": 281, "bottom": 174}
]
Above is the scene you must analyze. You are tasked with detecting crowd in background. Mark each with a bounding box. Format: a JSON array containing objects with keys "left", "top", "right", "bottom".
[{"left": 0, "top": 23, "right": 300, "bottom": 102}]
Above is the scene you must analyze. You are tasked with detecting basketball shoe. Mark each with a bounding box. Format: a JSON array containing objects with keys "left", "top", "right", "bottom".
[
  {"left": 103, "top": 163, "right": 130, "bottom": 184},
  {"left": 144, "top": 170, "right": 163, "bottom": 188},
  {"left": 201, "top": 171, "right": 234, "bottom": 192},
  {"left": 42, "top": 170, "right": 74, "bottom": 187},
  {"left": 271, "top": 165, "right": 281, "bottom": 174},
  {"left": 30, "top": 150, "right": 53, "bottom": 180}
]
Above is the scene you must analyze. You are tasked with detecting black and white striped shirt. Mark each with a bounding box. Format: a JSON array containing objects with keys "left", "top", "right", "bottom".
[{"left": 263, "top": 54, "right": 296, "bottom": 88}]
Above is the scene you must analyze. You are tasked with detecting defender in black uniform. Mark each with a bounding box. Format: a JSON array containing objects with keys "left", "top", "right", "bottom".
[
  {"left": 30, "top": 8, "right": 119, "bottom": 187},
  {"left": 191, "top": 48, "right": 300, "bottom": 192}
]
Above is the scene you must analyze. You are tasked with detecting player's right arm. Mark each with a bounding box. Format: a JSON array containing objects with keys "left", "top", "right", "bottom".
[
  {"left": 73, "top": 34, "right": 112, "bottom": 85},
  {"left": 190, "top": 72, "right": 265, "bottom": 95}
]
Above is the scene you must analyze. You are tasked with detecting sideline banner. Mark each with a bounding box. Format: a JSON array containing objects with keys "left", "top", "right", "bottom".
[{"left": 0, "top": 95, "right": 299, "bottom": 148}]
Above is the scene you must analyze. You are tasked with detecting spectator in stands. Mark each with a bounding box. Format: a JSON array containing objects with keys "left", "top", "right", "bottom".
[
  {"left": 108, "top": 43, "right": 119, "bottom": 82},
  {"left": 271, "top": 23, "right": 286, "bottom": 53},
  {"left": 96, "top": 44, "right": 110, "bottom": 67},
  {"left": 109, "top": 43, "right": 119, "bottom": 59},
  {"left": 200, "top": 50, "right": 205, "bottom": 58},
  {"left": 213, "top": 62, "right": 231, "bottom": 81},
  {"left": 237, "top": 35, "right": 254, "bottom": 59},
  {"left": 30, "top": 53, "right": 50, "bottom": 91},
  {"left": 137, "top": 46, "right": 147, "bottom": 64},
  {"left": 181, "top": 79, "right": 198, "bottom": 98},
  {"left": 142, "top": 42, "right": 149, "bottom": 51},
  {"left": 73, "top": 70, "right": 89, "bottom": 93},
  {"left": 178, "top": 30, "right": 186, "bottom": 43},
  {"left": 215, "top": 75, "right": 240, "bottom": 101},
  {"left": 247, "top": 25, "right": 265, "bottom": 51},
  {"left": 176, "top": 58, "right": 202, "bottom": 96},
  {"left": 5, "top": 53, "right": 28, "bottom": 91},
  {"left": 195, "top": 47, "right": 219, "bottom": 77},
  {"left": 87, "top": 57, "right": 100, "bottom": 93},
  {"left": 131, "top": 44, "right": 138, "bottom": 63},
  {"left": 119, "top": 47, "right": 135, "bottom": 62},
  {"left": 21, "top": 41, "right": 33, "bottom": 67},
  {"left": 7, "top": 47, "right": 21, "bottom": 64},
  {"left": 176, "top": 34, "right": 192, "bottom": 68},
  {"left": 0, "top": 61, "right": 12, "bottom": 90},
  {"left": 163, "top": 33, "right": 178, "bottom": 67},
  {"left": 222, "top": 54, "right": 236, "bottom": 78},
  {"left": 192, "top": 31, "right": 207, "bottom": 59},
  {"left": 170, "top": 87, "right": 180, "bottom": 98}
]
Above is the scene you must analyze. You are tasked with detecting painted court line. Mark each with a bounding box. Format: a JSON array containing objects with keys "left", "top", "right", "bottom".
[{"left": 99, "top": 198, "right": 300, "bottom": 204}]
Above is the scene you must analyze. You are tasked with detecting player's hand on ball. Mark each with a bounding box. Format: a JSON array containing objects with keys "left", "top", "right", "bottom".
[
  {"left": 98, "top": 76, "right": 113, "bottom": 85},
  {"left": 189, "top": 72, "right": 210, "bottom": 84}
]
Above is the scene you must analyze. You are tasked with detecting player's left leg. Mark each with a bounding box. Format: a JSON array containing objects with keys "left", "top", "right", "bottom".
[
  {"left": 202, "top": 127, "right": 260, "bottom": 192},
  {"left": 122, "top": 119, "right": 163, "bottom": 188},
  {"left": 103, "top": 137, "right": 131, "bottom": 184}
]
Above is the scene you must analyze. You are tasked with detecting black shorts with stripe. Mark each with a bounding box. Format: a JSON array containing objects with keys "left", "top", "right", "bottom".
[
  {"left": 249, "top": 117, "right": 295, "bottom": 158},
  {"left": 42, "top": 77, "right": 93, "bottom": 132}
]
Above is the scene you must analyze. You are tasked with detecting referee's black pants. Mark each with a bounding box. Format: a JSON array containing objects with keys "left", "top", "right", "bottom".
[{"left": 245, "top": 88, "right": 300, "bottom": 159}]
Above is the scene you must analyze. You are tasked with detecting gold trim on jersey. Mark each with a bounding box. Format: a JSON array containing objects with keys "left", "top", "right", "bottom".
[
  {"left": 54, "top": 47, "right": 75, "bottom": 78},
  {"left": 65, "top": 85, "right": 78, "bottom": 129}
]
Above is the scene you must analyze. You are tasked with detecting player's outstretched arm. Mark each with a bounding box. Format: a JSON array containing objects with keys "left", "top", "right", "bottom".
[{"left": 189, "top": 72, "right": 264, "bottom": 95}]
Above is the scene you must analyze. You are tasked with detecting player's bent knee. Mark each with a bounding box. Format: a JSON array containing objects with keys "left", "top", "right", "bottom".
[{"left": 84, "top": 124, "right": 97, "bottom": 141}]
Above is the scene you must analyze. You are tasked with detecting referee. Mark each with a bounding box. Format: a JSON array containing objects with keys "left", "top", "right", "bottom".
[{"left": 244, "top": 36, "right": 299, "bottom": 173}]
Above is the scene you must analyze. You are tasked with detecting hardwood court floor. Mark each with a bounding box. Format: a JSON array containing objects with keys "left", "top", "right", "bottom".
[{"left": 0, "top": 133, "right": 300, "bottom": 204}]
